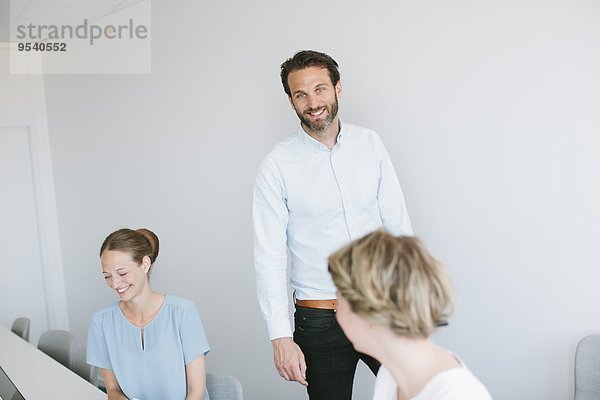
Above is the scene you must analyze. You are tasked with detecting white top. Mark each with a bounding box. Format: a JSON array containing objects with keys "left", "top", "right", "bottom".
[
  {"left": 253, "top": 121, "right": 412, "bottom": 339},
  {"left": 373, "top": 363, "right": 493, "bottom": 400}
]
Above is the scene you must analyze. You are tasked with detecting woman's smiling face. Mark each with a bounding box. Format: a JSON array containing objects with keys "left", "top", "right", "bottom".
[{"left": 101, "top": 249, "right": 149, "bottom": 301}]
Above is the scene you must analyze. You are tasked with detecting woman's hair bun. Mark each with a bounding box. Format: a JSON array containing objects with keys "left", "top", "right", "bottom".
[{"left": 136, "top": 228, "right": 159, "bottom": 264}]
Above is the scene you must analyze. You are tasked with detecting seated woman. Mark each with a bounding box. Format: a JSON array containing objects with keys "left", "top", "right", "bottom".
[
  {"left": 328, "top": 231, "right": 492, "bottom": 400},
  {"left": 87, "top": 228, "right": 210, "bottom": 400}
]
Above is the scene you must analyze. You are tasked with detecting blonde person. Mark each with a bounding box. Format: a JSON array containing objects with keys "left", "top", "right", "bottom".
[
  {"left": 328, "top": 231, "right": 492, "bottom": 400},
  {"left": 87, "top": 228, "right": 210, "bottom": 400}
]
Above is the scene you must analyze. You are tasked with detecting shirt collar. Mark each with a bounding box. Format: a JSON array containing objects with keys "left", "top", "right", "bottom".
[{"left": 295, "top": 119, "right": 345, "bottom": 152}]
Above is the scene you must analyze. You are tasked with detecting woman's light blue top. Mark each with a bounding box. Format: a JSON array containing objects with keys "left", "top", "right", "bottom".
[{"left": 87, "top": 295, "right": 210, "bottom": 400}]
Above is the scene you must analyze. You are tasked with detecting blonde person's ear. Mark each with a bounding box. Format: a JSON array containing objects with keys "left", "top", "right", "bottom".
[{"left": 363, "top": 317, "right": 377, "bottom": 331}]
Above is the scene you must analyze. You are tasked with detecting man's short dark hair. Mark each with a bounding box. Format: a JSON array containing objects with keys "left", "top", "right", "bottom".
[{"left": 280, "top": 50, "right": 341, "bottom": 97}]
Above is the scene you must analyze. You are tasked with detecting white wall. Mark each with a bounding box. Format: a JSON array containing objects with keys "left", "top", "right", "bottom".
[{"left": 36, "top": 1, "right": 600, "bottom": 399}]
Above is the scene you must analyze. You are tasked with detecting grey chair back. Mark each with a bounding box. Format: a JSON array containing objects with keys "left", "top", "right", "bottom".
[
  {"left": 37, "top": 329, "right": 74, "bottom": 369},
  {"left": 70, "top": 345, "right": 99, "bottom": 386},
  {"left": 575, "top": 334, "right": 600, "bottom": 400},
  {"left": 206, "top": 372, "right": 243, "bottom": 400},
  {"left": 11, "top": 317, "right": 30, "bottom": 342}
]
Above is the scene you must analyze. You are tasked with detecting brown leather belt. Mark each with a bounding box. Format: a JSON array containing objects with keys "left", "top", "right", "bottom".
[{"left": 295, "top": 299, "right": 337, "bottom": 310}]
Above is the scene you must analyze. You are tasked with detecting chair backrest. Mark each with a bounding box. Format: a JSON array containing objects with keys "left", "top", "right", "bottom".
[
  {"left": 37, "top": 330, "right": 74, "bottom": 369},
  {"left": 69, "top": 345, "right": 99, "bottom": 386},
  {"left": 575, "top": 334, "right": 600, "bottom": 400},
  {"left": 10, "top": 317, "right": 30, "bottom": 342},
  {"left": 206, "top": 372, "right": 243, "bottom": 400}
]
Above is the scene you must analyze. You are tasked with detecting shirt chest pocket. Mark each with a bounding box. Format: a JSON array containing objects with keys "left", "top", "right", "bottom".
[{"left": 352, "top": 163, "right": 380, "bottom": 202}]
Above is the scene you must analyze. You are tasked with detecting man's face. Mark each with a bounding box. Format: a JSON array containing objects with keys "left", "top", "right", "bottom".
[{"left": 287, "top": 66, "right": 341, "bottom": 133}]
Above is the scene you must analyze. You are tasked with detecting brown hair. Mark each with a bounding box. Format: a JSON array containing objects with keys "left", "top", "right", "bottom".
[
  {"left": 280, "top": 50, "right": 341, "bottom": 97},
  {"left": 328, "top": 231, "right": 453, "bottom": 337},
  {"left": 100, "top": 228, "right": 159, "bottom": 274}
]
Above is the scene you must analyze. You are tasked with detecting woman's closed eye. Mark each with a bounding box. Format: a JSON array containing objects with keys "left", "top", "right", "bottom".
[{"left": 103, "top": 272, "right": 127, "bottom": 279}]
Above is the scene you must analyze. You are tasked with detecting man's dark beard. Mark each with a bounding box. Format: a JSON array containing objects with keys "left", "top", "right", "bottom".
[{"left": 297, "top": 96, "right": 339, "bottom": 133}]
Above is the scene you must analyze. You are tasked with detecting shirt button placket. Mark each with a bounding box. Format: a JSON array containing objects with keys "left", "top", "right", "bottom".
[{"left": 329, "top": 148, "right": 352, "bottom": 240}]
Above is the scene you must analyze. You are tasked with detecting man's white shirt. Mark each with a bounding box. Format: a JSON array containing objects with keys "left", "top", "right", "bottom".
[{"left": 253, "top": 121, "right": 412, "bottom": 340}]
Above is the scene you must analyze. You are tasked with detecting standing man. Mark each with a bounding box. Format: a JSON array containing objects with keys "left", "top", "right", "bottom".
[{"left": 253, "top": 50, "right": 412, "bottom": 399}]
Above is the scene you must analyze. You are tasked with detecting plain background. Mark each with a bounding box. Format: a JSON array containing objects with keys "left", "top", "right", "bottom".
[{"left": 4, "top": 0, "right": 600, "bottom": 399}]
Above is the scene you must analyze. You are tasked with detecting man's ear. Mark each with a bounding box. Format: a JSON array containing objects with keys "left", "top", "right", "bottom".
[
  {"left": 335, "top": 80, "right": 342, "bottom": 98},
  {"left": 288, "top": 96, "right": 295, "bottom": 109}
]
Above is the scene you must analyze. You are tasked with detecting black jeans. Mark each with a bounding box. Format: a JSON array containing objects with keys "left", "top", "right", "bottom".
[{"left": 293, "top": 305, "right": 380, "bottom": 400}]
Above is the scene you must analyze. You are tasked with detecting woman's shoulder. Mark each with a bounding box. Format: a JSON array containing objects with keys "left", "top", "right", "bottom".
[
  {"left": 417, "top": 366, "right": 492, "bottom": 399},
  {"left": 91, "top": 301, "right": 120, "bottom": 317},
  {"left": 89, "top": 301, "right": 120, "bottom": 327},
  {"left": 164, "top": 294, "right": 197, "bottom": 312}
]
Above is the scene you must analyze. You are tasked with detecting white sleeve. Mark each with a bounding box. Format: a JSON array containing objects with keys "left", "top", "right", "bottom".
[
  {"left": 375, "top": 134, "right": 413, "bottom": 236},
  {"left": 252, "top": 156, "right": 293, "bottom": 340}
]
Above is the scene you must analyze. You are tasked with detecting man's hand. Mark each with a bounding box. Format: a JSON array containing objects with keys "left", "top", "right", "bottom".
[{"left": 271, "top": 337, "right": 308, "bottom": 386}]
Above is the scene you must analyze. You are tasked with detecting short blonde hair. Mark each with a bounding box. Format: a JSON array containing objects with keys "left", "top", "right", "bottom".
[{"left": 328, "top": 231, "right": 453, "bottom": 337}]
